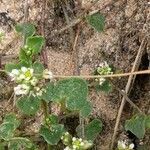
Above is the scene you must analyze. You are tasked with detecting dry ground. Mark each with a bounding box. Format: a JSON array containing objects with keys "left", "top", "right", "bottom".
[{"left": 0, "top": 0, "right": 150, "bottom": 149}]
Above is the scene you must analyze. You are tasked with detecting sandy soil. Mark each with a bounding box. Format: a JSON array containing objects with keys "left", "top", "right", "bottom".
[{"left": 0, "top": 0, "right": 149, "bottom": 149}]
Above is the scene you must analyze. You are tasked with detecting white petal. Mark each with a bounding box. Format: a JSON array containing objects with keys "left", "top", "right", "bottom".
[
  {"left": 64, "top": 147, "right": 70, "bottom": 150},
  {"left": 29, "top": 68, "right": 34, "bottom": 75},
  {"left": 21, "top": 84, "right": 29, "bottom": 89},
  {"left": 18, "top": 74, "right": 25, "bottom": 80},
  {"left": 11, "top": 69, "right": 19, "bottom": 75},
  {"left": 21, "top": 67, "right": 27, "bottom": 72},
  {"left": 35, "top": 87, "right": 40, "bottom": 92},
  {"left": 36, "top": 90, "right": 43, "bottom": 96},
  {"left": 25, "top": 77, "right": 31, "bottom": 81},
  {"left": 129, "top": 143, "right": 134, "bottom": 149},
  {"left": 30, "top": 77, "right": 38, "bottom": 86},
  {"left": 72, "top": 137, "right": 76, "bottom": 141},
  {"left": 79, "top": 138, "right": 82, "bottom": 142},
  {"left": 43, "top": 70, "right": 53, "bottom": 79},
  {"left": 80, "top": 142, "right": 84, "bottom": 146},
  {"left": 73, "top": 145, "right": 77, "bottom": 149}
]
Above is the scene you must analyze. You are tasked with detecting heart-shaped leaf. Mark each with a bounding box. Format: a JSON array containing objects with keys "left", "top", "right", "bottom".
[
  {"left": 16, "top": 95, "right": 40, "bottom": 115},
  {"left": 52, "top": 78, "right": 88, "bottom": 111},
  {"left": 8, "top": 137, "right": 33, "bottom": 150},
  {"left": 40, "top": 124, "right": 64, "bottom": 145},
  {"left": 4, "top": 113, "right": 20, "bottom": 129},
  {"left": 79, "top": 101, "right": 92, "bottom": 118},
  {"left": 41, "top": 83, "right": 54, "bottom": 102},
  {"left": 76, "top": 119, "right": 103, "bottom": 141},
  {"left": 5, "top": 63, "right": 19, "bottom": 73},
  {"left": 15, "top": 23, "right": 35, "bottom": 40},
  {"left": 125, "top": 114, "right": 146, "bottom": 139},
  {"left": 0, "top": 122, "right": 15, "bottom": 140},
  {"left": 26, "top": 36, "right": 44, "bottom": 54},
  {"left": 86, "top": 12, "right": 105, "bottom": 32}
]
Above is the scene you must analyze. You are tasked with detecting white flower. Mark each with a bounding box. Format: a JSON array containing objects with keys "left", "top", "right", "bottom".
[
  {"left": 21, "top": 67, "right": 34, "bottom": 80},
  {"left": 17, "top": 74, "right": 26, "bottom": 80},
  {"left": 99, "top": 77, "right": 106, "bottom": 85},
  {"left": 35, "top": 87, "right": 40, "bottom": 91},
  {"left": 80, "top": 142, "right": 84, "bottom": 146},
  {"left": 36, "top": 90, "right": 43, "bottom": 97},
  {"left": 43, "top": 69, "right": 53, "bottom": 79},
  {"left": 30, "top": 77, "right": 38, "bottom": 86},
  {"left": 72, "top": 137, "right": 76, "bottom": 141},
  {"left": 9, "top": 69, "right": 20, "bottom": 80},
  {"left": 73, "top": 145, "right": 77, "bottom": 149},
  {"left": 118, "top": 140, "right": 126, "bottom": 149},
  {"left": 14, "top": 84, "right": 30, "bottom": 95},
  {"left": 65, "top": 132, "right": 69, "bottom": 135},
  {"left": 129, "top": 143, "right": 134, "bottom": 149},
  {"left": 79, "top": 138, "right": 82, "bottom": 142},
  {"left": 21, "top": 67, "right": 28, "bottom": 72},
  {"left": 11, "top": 69, "right": 19, "bottom": 76},
  {"left": 64, "top": 146, "right": 70, "bottom": 150}
]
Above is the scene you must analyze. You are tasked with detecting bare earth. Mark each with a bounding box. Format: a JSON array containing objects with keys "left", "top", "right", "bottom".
[{"left": 0, "top": 0, "right": 150, "bottom": 149}]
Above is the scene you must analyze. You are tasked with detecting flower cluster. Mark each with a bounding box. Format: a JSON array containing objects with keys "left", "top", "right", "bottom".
[
  {"left": 96, "top": 61, "right": 113, "bottom": 85},
  {"left": 9, "top": 66, "right": 53, "bottom": 97},
  {"left": 61, "top": 132, "right": 72, "bottom": 146},
  {"left": 62, "top": 135, "right": 93, "bottom": 150},
  {"left": 117, "top": 140, "right": 134, "bottom": 150}
]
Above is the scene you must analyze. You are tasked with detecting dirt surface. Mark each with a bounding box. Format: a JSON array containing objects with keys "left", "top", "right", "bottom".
[{"left": 0, "top": 0, "right": 150, "bottom": 149}]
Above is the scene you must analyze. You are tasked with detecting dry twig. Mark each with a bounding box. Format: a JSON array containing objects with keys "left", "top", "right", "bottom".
[
  {"left": 113, "top": 85, "right": 143, "bottom": 114},
  {"left": 110, "top": 37, "right": 147, "bottom": 149}
]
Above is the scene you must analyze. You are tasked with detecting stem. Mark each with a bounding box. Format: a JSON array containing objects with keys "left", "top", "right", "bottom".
[
  {"left": 41, "top": 100, "right": 53, "bottom": 149},
  {"left": 47, "top": 144, "right": 53, "bottom": 150},
  {"left": 54, "top": 69, "right": 150, "bottom": 79},
  {"left": 41, "top": 100, "right": 49, "bottom": 121}
]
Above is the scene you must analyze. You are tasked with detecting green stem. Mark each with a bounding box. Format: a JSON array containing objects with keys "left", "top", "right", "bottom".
[
  {"left": 42, "top": 100, "right": 53, "bottom": 149},
  {"left": 42, "top": 100, "right": 49, "bottom": 121},
  {"left": 47, "top": 144, "right": 53, "bottom": 150}
]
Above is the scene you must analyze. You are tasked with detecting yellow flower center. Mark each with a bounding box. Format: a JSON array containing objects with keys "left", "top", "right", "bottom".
[{"left": 24, "top": 70, "right": 32, "bottom": 78}]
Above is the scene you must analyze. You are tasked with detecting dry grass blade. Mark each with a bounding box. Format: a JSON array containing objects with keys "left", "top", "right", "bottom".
[{"left": 110, "top": 36, "right": 147, "bottom": 149}]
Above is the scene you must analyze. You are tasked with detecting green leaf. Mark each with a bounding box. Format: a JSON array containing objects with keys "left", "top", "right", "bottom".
[
  {"left": 4, "top": 113, "right": 20, "bottom": 129},
  {"left": 145, "top": 115, "right": 150, "bottom": 129},
  {"left": 95, "top": 80, "right": 112, "bottom": 93},
  {"left": 18, "top": 61, "right": 31, "bottom": 68},
  {"left": 41, "top": 83, "right": 54, "bottom": 102},
  {"left": 15, "top": 23, "right": 35, "bottom": 39},
  {"left": 16, "top": 95, "right": 40, "bottom": 115},
  {"left": 76, "top": 119, "right": 103, "bottom": 141},
  {"left": 40, "top": 124, "right": 64, "bottom": 145},
  {"left": 137, "top": 145, "right": 149, "bottom": 150},
  {"left": 79, "top": 101, "right": 92, "bottom": 118},
  {"left": 5, "top": 63, "right": 19, "bottom": 72},
  {"left": 26, "top": 36, "right": 44, "bottom": 54},
  {"left": 45, "top": 114, "right": 59, "bottom": 125},
  {"left": 33, "top": 61, "right": 44, "bottom": 77},
  {"left": 125, "top": 114, "right": 146, "bottom": 139},
  {"left": 86, "top": 12, "right": 105, "bottom": 32},
  {"left": 0, "top": 145, "right": 5, "bottom": 150},
  {"left": 100, "top": 80, "right": 112, "bottom": 92},
  {"left": 19, "top": 48, "right": 32, "bottom": 63},
  {"left": 8, "top": 137, "right": 33, "bottom": 150},
  {"left": 0, "top": 122, "right": 15, "bottom": 140},
  {"left": 53, "top": 78, "right": 88, "bottom": 111}
]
